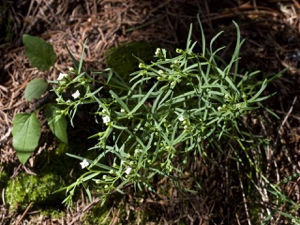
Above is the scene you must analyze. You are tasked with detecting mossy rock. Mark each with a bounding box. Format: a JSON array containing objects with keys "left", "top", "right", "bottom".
[
  {"left": 105, "top": 42, "right": 160, "bottom": 83},
  {"left": 4, "top": 142, "right": 97, "bottom": 213},
  {"left": 5, "top": 172, "right": 65, "bottom": 211}
]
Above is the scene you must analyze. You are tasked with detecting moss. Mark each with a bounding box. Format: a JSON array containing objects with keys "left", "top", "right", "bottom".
[
  {"left": 40, "top": 209, "right": 65, "bottom": 219},
  {"left": 0, "top": 170, "right": 7, "bottom": 189},
  {"left": 5, "top": 172, "right": 65, "bottom": 211},
  {"left": 35, "top": 142, "right": 81, "bottom": 179},
  {"left": 4, "top": 141, "right": 97, "bottom": 213},
  {"left": 83, "top": 196, "right": 161, "bottom": 224},
  {"left": 0, "top": 170, "right": 7, "bottom": 205},
  {"left": 105, "top": 41, "right": 160, "bottom": 82},
  {"left": 54, "top": 142, "right": 69, "bottom": 156},
  {"left": 83, "top": 203, "right": 112, "bottom": 225}
]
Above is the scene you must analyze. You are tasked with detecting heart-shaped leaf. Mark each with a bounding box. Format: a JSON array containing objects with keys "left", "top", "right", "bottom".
[
  {"left": 45, "top": 104, "right": 68, "bottom": 144},
  {"left": 12, "top": 113, "right": 41, "bottom": 164},
  {"left": 23, "top": 34, "right": 57, "bottom": 70},
  {"left": 24, "top": 78, "right": 48, "bottom": 101}
]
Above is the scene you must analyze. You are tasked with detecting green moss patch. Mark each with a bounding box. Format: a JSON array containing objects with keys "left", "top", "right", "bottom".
[
  {"left": 82, "top": 196, "right": 161, "bottom": 225},
  {"left": 105, "top": 41, "right": 160, "bottom": 82},
  {"left": 5, "top": 172, "right": 65, "bottom": 211}
]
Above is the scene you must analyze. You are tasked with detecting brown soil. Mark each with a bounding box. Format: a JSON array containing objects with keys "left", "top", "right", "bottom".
[{"left": 1, "top": 0, "right": 300, "bottom": 224}]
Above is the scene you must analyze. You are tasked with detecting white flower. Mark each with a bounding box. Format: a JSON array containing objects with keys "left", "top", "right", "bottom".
[
  {"left": 102, "top": 115, "right": 111, "bottom": 124},
  {"left": 125, "top": 167, "right": 132, "bottom": 175},
  {"left": 178, "top": 115, "right": 185, "bottom": 121},
  {"left": 57, "top": 73, "right": 68, "bottom": 81},
  {"left": 72, "top": 90, "right": 80, "bottom": 99},
  {"left": 155, "top": 48, "right": 161, "bottom": 56},
  {"left": 80, "top": 159, "right": 89, "bottom": 169}
]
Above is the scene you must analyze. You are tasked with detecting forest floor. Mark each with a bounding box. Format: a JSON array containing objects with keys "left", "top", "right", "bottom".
[{"left": 1, "top": 0, "right": 300, "bottom": 224}]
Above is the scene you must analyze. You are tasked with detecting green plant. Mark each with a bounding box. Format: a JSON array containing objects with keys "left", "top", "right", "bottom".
[
  {"left": 6, "top": 172, "right": 63, "bottom": 211},
  {"left": 12, "top": 17, "right": 299, "bottom": 223},
  {"left": 12, "top": 34, "right": 67, "bottom": 164},
  {"left": 51, "top": 18, "right": 278, "bottom": 208}
]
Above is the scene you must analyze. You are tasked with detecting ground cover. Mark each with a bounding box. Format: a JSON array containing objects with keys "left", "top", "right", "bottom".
[{"left": 1, "top": 0, "right": 300, "bottom": 224}]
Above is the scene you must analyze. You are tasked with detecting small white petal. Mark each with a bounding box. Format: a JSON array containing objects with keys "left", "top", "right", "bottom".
[
  {"left": 125, "top": 167, "right": 132, "bottom": 175},
  {"left": 102, "top": 115, "right": 111, "bottom": 124},
  {"left": 58, "top": 73, "right": 68, "bottom": 81},
  {"left": 178, "top": 115, "right": 184, "bottom": 121},
  {"left": 80, "top": 159, "right": 89, "bottom": 169},
  {"left": 72, "top": 90, "right": 80, "bottom": 99}
]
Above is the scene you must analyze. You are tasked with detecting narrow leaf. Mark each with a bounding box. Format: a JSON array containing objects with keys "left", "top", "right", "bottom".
[
  {"left": 12, "top": 113, "right": 41, "bottom": 164},
  {"left": 130, "top": 82, "right": 158, "bottom": 115}
]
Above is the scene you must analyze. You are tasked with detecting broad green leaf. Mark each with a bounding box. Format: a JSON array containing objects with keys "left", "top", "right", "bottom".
[
  {"left": 24, "top": 78, "right": 48, "bottom": 101},
  {"left": 23, "top": 34, "right": 56, "bottom": 70},
  {"left": 45, "top": 104, "right": 68, "bottom": 144},
  {"left": 12, "top": 113, "right": 41, "bottom": 164}
]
